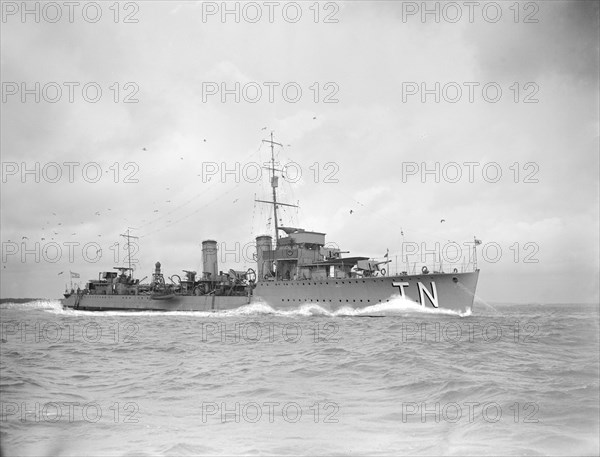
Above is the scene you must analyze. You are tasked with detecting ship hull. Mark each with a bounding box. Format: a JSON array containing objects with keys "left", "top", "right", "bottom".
[
  {"left": 62, "top": 293, "right": 250, "bottom": 312},
  {"left": 62, "top": 271, "right": 478, "bottom": 314},
  {"left": 254, "top": 270, "right": 479, "bottom": 314}
]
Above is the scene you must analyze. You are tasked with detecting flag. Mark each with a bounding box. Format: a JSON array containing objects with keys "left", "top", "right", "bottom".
[
  {"left": 384, "top": 249, "right": 389, "bottom": 258},
  {"left": 70, "top": 271, "right": 80, "bottom": 279},
  {"left": 474, "top": 239, "right": 482, "bottom": 245}
]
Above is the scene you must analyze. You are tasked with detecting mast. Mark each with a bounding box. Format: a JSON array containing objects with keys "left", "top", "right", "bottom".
[
  {"left": 473, "top": 236, "right": 478, "bottom": 271},
  {"left": 120, "top": 228, "right": 138, "bottom": 278},
  {"left": 255, "top": 132, "right": 298, "bottom": 248},
  {"left": 267, "top": 132, "right": 282, "bottom": 244}
]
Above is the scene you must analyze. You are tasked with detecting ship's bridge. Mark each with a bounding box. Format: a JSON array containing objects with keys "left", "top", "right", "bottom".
[{"left": 256, "top": 227, "right": 356, "bottom": 281}]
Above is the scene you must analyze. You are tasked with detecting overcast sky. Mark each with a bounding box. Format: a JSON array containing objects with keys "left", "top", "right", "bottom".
[{"left": 1, "top": 0, "right": 598, "bottom": 304}]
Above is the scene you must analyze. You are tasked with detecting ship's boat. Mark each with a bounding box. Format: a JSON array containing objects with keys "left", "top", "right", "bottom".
[{"left": 150, "top": 292, "right": 175, "bottom": 301}]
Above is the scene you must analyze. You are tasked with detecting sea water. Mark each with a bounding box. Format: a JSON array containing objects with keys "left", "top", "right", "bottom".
[{"left": 1, "top": 299, "right": 598, "bottom": 456}]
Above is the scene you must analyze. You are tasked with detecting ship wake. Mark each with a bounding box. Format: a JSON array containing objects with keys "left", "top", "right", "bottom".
[{"left": 0, "top": 299, "right": 64, "bottom": 312}]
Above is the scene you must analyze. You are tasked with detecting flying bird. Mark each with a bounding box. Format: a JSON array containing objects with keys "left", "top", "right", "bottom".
[
  {"left": 233, "top": 198, "right": 239, "bottom": 203},
  {"left": 349, "top": 210, "right": 353, "bottom": 214},
  {"left": 142, "top": 147, "right": 147, "bottom": 151},
  {"left": 261, "top": 127, "right": 267, "bottom": 130},
  {"left": 313, "top": 116, "right": 317, "bottom": 120},
  {"left": 440, "top": 219, "right": 445, "bottom": 223},
  {"left": 203, "top": 139, "right": 207, "bottom": 142},
  {"left": 58, "top": 271, "right": 64, "bottom": 275},
  {"left": 22, "top": 236, "right": 28, "bottom": 240}
]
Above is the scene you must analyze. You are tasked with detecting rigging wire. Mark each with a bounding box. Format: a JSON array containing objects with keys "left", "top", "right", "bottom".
[
  {"left": 139, "top": 183, "right": 242, "bottom": 239},
  {"left": 136, "top": 138, "right": 266, "bottom": 237}
]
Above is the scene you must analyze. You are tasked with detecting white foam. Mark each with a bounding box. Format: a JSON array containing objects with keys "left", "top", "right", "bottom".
[
  {"left": 216, "top": 296, "right": 472, "bottom": 318},
  {"left": 1, "top": 299, "right": 63, "bottom": 312},
  {"left": 330, "top": 296, "right": 472, "bottom": 317}
]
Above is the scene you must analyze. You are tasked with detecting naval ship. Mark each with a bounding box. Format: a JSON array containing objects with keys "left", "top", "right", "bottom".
[{"left": 62, "top": 135, "right": 480, "bottom": 314}]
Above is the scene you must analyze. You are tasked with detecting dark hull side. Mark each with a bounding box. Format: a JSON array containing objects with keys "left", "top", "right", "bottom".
[{"left": 62, "top": 271, "right": 478, "bottom": 314}]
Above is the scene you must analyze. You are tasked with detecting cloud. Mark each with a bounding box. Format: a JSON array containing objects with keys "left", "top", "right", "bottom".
[{"left": 465, "top": 1, "right": 599, "bottom": 85}]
